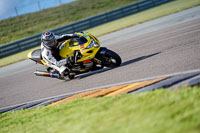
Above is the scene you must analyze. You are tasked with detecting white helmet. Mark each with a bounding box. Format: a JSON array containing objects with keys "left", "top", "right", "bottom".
[{"left": 41, "top": 31, "right": 56, "bottom": 49}]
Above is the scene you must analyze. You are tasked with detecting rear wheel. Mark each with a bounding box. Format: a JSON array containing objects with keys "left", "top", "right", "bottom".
[
  {"left": 63, "top": 74, "right": 75, "bottom": 80},
  {"left": 104, "top": 50, "right": 121, "bottom": 68},
  {"left": 68, "top": 74, "right": 75, "bottom": 80}
]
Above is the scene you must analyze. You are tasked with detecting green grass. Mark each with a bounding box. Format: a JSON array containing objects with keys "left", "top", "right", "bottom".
[
  {"left": 1, "top": 86, "right": 200, "bottom": 133},
  {"left": 0, "top": 0, "right": 138, "bottom": 45},
  {"left": 86, "top": 0, "right": 200, "bottom": 36},
  {"left": 1, "top": 0, "right": 200, "bottom": 67},
  {"left": 0, "top": 46, "right": 40, "bottom": 67}
]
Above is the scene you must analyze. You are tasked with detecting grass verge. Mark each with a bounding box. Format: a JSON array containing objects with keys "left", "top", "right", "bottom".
[
  {"left": 1, "top": 0, "right": 200, "bottom": 67},
  {"left": 0, "top": 46, "right": 40, "bottom": 67},
  {"left": 1, "top": 86, "right": 200, "bottom": 133},
  {"left": 0, "top": 0, "right": 138, "bottom": 45},
  {"left": 86, "top": 0, "right": 200, "bottom": 36}
]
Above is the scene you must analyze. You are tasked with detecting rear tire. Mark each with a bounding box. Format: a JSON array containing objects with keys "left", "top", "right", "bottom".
[
  {"left": 63, "top": 74, "right": 75, "bottom": 81},
  {"left": 68, "top": 72, "right": 75, "bottom": 80},
  {"left": 104, "top": 50, "right": 121, "bottom": 68},
  {"left": 68, "top": 74, "right": 75, "bottom": 80}
]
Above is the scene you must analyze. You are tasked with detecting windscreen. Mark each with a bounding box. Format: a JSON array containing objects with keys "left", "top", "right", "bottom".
[{"left": 71, "top": 36, "right": 88, "bottom": 45}]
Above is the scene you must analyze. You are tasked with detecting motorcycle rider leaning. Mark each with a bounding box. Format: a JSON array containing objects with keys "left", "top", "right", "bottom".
[{"left": 41, "top": 31, "right": 78, "bottom": 76}]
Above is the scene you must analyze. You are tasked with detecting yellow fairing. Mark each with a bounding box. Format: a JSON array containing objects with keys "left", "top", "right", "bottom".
[
  {"left": 59, "top": 40, "right": 76, "bottom": 58},
  {"left": 59, "top": 32, "right": 101, "bottom": 62},
  {"left": 41, "top": 60, "right": 47, "bottom": 65},
  {"left": 27, "top": 51, "right": 32, "bottom": 59},
  {"left": 28, "top": 51, "right": 47, "bottom": 65}
]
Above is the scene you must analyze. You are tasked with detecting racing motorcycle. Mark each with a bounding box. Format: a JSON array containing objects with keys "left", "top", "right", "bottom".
[{"left": 28, "top": 32, "right": 121, "bottom": 80}]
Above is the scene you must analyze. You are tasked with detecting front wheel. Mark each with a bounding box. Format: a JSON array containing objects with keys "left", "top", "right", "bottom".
[{"left": 104, "top": 50, "right": 121, "bottom": 68}]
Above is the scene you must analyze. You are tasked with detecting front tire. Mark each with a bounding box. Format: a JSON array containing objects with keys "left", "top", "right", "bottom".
[{"left": 104, "top": 50, "right": 121, "bottom": 68}]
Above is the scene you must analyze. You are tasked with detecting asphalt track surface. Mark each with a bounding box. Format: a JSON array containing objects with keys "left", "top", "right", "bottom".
[{"left": 0, "top": 6, "right": 200, "bottom": 108}]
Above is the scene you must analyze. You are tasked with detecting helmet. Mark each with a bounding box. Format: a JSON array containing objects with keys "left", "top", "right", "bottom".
[{"left": 41, "top": 31, "right": 56, "bottom": 49}]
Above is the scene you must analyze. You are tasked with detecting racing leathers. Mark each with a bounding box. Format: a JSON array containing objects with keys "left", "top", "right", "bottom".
[{"left": 41, "top": 33, "right": 77, "bottom": 76}]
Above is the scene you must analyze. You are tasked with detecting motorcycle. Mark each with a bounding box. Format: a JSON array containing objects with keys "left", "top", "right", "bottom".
[{"left": 28, "top": 32, "right": 121, "bottom": 80}]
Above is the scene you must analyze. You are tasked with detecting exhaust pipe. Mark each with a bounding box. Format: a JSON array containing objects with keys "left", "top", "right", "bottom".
[{"left": 34, "top": 70, "right": 63, "bottom": 79}]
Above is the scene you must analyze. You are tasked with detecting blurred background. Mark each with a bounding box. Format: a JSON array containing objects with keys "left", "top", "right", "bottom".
[{"left": 0, "top": 0, "right": 74, "bottom": 20}]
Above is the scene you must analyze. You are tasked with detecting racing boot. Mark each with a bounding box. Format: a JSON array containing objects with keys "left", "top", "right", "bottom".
[{"left": 59, "top": 66, "right": 69, "bottom": 77}]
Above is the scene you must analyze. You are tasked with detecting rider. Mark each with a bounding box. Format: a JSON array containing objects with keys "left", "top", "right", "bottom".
[{"left": 40, "top": 31, "right": 78, "bottom": 76}]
